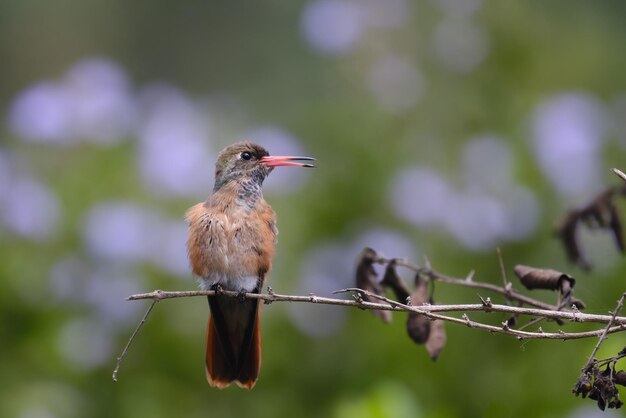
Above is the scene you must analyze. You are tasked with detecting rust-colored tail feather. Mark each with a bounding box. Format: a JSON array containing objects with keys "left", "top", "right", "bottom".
[{"left": 205, "top": 296, "right": 261, "bottom": 389}]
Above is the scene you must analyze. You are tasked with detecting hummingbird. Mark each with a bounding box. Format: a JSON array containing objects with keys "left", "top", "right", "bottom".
[{"left": 186, "top": 141, "right": 314, "bottom": 389}]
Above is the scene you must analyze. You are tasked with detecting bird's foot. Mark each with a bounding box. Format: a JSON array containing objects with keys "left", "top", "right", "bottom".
[
  {"left": 212, "top": 284, "right": 225, "bottom": 295},
  {"left": 237, "top": 289, "right": 247, "bottom": 303}
]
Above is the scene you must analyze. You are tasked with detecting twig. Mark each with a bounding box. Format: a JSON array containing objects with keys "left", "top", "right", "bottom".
[
  {"left": 126, "top": 288, "right": 626, "bottom": 331},
  {"left": 117, "top": 286, "right": 626, "bottom": 385},
  {"left": 112, "top": 299, "right": 159, "bottom": 382},
  {"left": 496, "top": 248, "right": 513, "bottom": 302},
  {"left": 377, "top": 255, "right": 559, "bottom": 311},
  {"left": 583, "top": 292, "right": 626, "bottom": 370},
  {"left": 612, "top": 168, "right": 626, "bottom": 182},
  {"left": 424, "top": 270, "right": 557, "bottom": 310},
  {"left": 497, "top": 248, "right": 509, "bottom": 288}
]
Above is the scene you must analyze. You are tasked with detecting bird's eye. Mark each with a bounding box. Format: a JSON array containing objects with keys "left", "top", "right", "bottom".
[{"left": 241, "top": 152, "right": 252, "bottom": 161}]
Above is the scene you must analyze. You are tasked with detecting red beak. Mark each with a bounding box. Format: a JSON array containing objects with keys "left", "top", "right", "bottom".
[{"left": 260, "top": 155, "right": 315, "bottom": 168}]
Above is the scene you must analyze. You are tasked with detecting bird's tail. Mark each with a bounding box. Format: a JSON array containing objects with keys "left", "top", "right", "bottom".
[{"left": 205, "top": 296, "right": 261, "bottom": 389}]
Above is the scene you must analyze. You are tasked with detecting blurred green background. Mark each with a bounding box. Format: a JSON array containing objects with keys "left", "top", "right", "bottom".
[{"left": 2, "top": 1, "right": 626, "bottom": 417}]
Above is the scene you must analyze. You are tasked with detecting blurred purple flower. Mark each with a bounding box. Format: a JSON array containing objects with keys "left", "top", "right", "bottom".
[
  {"left": 83, "top": 202, "right": 159, "bottom": 263},
  {"left": 301, "top": 0, "right": 364, "bottom": 56},
  {"left": 367, "top": 54, "right": 426, "bottom": 113},
  {"left": 432, "top": 18, "right": 489, "bottom": 74},
  {"left": 499, "top": 186, "right": 539, "bottom": 240},
  {"left": 246, "top": 125, "right": 312, "bottom": 194},
  {"left": 9, "top": 81, "right": 74, "bottom": 144},
  {"left": 137, "top": 83, "right": 214, "bottom": 198},
  {"left": 57, "top": 317, "right": 114, "bottom": 370},
  {"left": 8, "top": 57, "right": 136, "bottom": 145},
  {"left": 531, "top": 93, "right": 608, "bottom": 198},
  {"left": 83, "top": 266, "right": 145, "bottom": 325},
  {"left": 82, "top": 201, "right": 191, "bottom": 277},
  {"left": 63, "top": 58, "right": 137, "bottom": 144},
  {"left": 149, "top": 220, "right": 190, "bottom": 277},
  {"left": 1, "top": 176, "right": 61, "bottom": 241},
  {"left": 289, "top": 242, "right": 353, "bottom": 336},
  {"left": 0, "top": 150, "right": 12, "bottom": 204},
  {"left": 51, "top": 255, "right": 145, "bottom": 326},
  {"left": 390, "top": 167, "right": 454, "bottom": 227},
  {"left": 443, "top": 192, "right": 507, "bottom": 250},
  {"left": 390, "top": 162, "right": 538, "bottom": 250},
  {"left": 462, "top": 136, "right": 513, "bottom": 194}
]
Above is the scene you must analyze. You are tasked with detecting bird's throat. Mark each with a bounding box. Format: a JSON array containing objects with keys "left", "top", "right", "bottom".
[
  {"left": 235, "top": 179, "right": 264, "bottom": 208},
  {"left": 212, "top": 178, "right": 264, "bottom": 210}
]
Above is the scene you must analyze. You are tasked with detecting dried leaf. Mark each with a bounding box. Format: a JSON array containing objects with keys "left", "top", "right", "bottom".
[
  {"left": 609, "top": 204, "right": 624, "bottom": 253},
  {"left": 593, "top": 366, "right": 622, "bottom": 410},
  {"left": 505, "top": 315, "right": 517, "bottom": 327},
  {"left": 513, "top": 264, "right": 575, "bottom": 295},
  {"left": 556, "top": 185, "right": 626, "bottom": 270},
  {"left": 406, "top": 275, "right": 430, "bottom": 344},
  {"left": 555, "top": 211, "right": 591, "bottom": 270},
  {"left": 380, "top": 260, "right": 411, "bottom": 303},
  {"left": 425, "top": 318, "right": 446, "bottom": 361},
  {"left": 355, "top": 247, "right": 391, "bottom": 323},
  {"left": 614, "top": 370, "right": 626, "bottom": 387},
  {"left": 570, "top": 297, "right": 587, "bottom": 310}
]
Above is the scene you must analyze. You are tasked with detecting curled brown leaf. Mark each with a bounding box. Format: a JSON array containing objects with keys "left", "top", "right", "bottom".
[
  {"left": 380, "top": 260, "right": 411, "bottom": 303},
  {"left": 556, "top": 184, "right": 626, "bottom": 270},
  {"left": 513, "top": 264, "right": 575, "bottom": 296},
  {"left": 425, "top": 316, "right": 446, "bottom": 361},
  {"left": 406, "top": 275, "right": 430, "bottom": 344},
  {"left": 355, "top": 247, "right": 392, "bottom": 323}
]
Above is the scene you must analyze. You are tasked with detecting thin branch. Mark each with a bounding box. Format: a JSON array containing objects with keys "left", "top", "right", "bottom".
[
  {"left": 613, "top": 168, "right": 626, "bottom": 182},
  {"left": 112, "top": 299, "right": 159, "bottom": 382},
  {"left": 584, "top": 292, "right": 626, "bottom": 369},
  {"left": 126, "top": 288, "right": 626, "bottom": 329},
  {"left": 424, "top": 270, "right": 558, "bottom": 310},
  {"left": 376, "top": 255, "right": 561, "bottom": 311},
  {"left": 117, "top": 286, "right": 626, "bottom": 381},
  {"left": 496, "top": 248, "right": 510, "bottom": 290}
]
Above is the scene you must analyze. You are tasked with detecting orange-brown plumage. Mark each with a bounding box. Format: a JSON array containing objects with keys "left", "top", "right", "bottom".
[{"left": 186, "top": 141, "right": 313, "bottom": 389}]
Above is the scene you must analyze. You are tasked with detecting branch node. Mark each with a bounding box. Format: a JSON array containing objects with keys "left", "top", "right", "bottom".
[
  {"left": 264, "top": 286, "right": 275, "bottom": 305},
  {"left": 479, "top": 295, "right": 493, "bottom": 311},
  {"left": 504, "top": 282, "right": 513, "bottom": 298},
  {"left": 465, "top": 270, "right": 475, "bottom": 282},
  {"left": 462, "top": 313, "right": 472, "bottom": 327},
  {"left": 571, "top": 304, "right": 580, "bottom": 322}
]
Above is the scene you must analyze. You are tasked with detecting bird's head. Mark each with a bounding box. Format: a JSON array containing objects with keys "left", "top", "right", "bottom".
[{"left": 213, "top": 141, "right": 315, "bottom": 191}]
